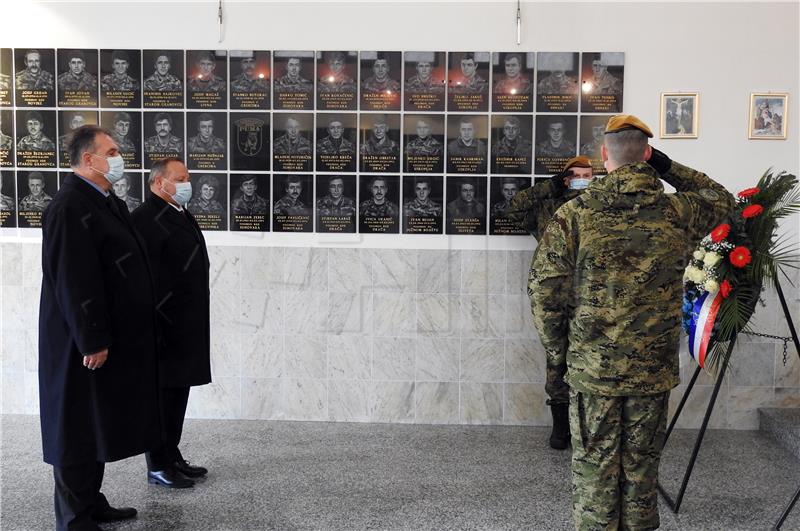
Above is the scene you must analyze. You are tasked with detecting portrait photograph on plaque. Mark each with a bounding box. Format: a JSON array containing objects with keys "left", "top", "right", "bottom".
[
  {"left": 579, "top": 114, "right": 612, "bottom": 175},
  {"left": 446, "top": 114, "right": 487, "bottom": 174},
  {"left": 0, "top": 170, "right": 16, "bottom": 228},
  {"left": 359, "top": 174, "right": 399, "bottom": 234},
  {"left": 1, "top": 48, "right": 13, "bottom": 106},
  {"left": 14, "top": 48, "right": 55, "bottom": 107},
  {"left": 491, "top": 52, "right": 534, "bottom": 112},
  {"left": 188, "top": 172, "right": 228, "bottom": 231},
  {"left": 57, "top": 48, "right": 98, "bottom": 107},
  {"left": 15, "top": 109, "right": 56, "bottom": 168},
  {"left": 403, "top": 114, "right": 444, "bottom": 174},
  {"left": 58, "top": 110, "right": 98, "bottom": 168},
  {"left": 403, "top": 51, "right": 446, "bottom": 112},
  {"left": 142, "top": 50, "right": 184, "bottom": 108},
  {"left": 315, "top": 174, "right": 356, "bottom": 233},
  {"left": 359, "top": 113, "right": 400, "bottom": 173},
  {"left": 16, "top": 170, "right": 56, "bottom": 228},
  {"left": 273, "top": 112, "right": 313, "bottom": 172},
  {"left": 402, "top": 174, "right": 443, "bottom": 235},
  {"left": 229, "top": 50, "right": 271, "bottom": 110},
  {"left": 230, "top": 112, "right": 270, "bottom": 171},
  {"left": 1, "top": 109, "right": 14, "bottom": 167},
  {"left": 143, "top": 111, "right": 184, "bottom": 169},
  {"left": 748, "top": 92, "right": 788, "bottom": 140},
  {"left": 360, "top": 51, "right": 402, "bottom": 111},
  {"left": 581, "top": 52, "right": 624, "bottom": 113},
  {"left": 187, "top": 111, "right": 227, "bottom": 171},
  {"left": 230, "top": 173, "right": 270, "bottom": 231},
  {"left": 491, "top": 114, "right": 532, "bottom": 174},
  {"left": 535, "top": 114, "right": 577, "bottom": 175},
  {"left": 186, "top": 50, "right": 227, "bottom": 109},
  {"left": 101, "top": 110, "right": 142, "bottom": 170},
  {"left": 272, "top": 173, "right": 313, "bottom": 232},
  {"left": 447, "top": 52, "right": 490, "bottom": 112},
  {"left": 111, "top": 172, "right": 144, "bottom": 213},
  {"left": 489, "top": 176, "right": 530, "bottom": 235},
  {"left": 536, "top": 52, "right": 579, "bottom": 113},
  {"left": 100, "top": 49, "right": 141, "bottom": 108},
  {"left": 316, "top": 51, "right": 358, "bottom": 111},
  {"left": 316, "top": 113, "right": 357, "bottom": 172},
  {"left": 660, "top": 92, "right": 699, "bottom": 139},
  {"left": 445, "top": 175, "right": 486, "bottom": 235},
  {"left": 273, "top": 51, "right": 314, "bottom": 111}
]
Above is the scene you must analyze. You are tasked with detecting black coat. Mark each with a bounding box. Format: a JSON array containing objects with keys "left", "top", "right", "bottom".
[
  {"left": 39, "top": 174, "right": 160, "bottom": 467},
  {"left": 132, "top": 193, "right": 211, "bottom": 388}
]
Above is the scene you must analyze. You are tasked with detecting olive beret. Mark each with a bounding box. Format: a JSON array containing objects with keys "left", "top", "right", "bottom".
[
  {"left": 604, "top": 114, "right": 653, "bottom": 138},
  {"left": 564, "top": 156, "right": 593, "bottom": 171}
]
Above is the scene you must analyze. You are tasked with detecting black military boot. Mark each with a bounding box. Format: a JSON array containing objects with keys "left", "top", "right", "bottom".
[{"left": 549, "top": 403, "right": 570, "bottom": 450}]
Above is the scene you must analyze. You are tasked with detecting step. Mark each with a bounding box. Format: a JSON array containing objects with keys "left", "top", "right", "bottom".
[{"left": 759, "top": 407, "right": 800, "bottom": 461}]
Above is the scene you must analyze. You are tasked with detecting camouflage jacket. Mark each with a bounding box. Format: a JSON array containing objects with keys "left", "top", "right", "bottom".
[
  {"left": 493, "top": 136, "right": 532, "bottom": 157},
  {"left": 188, "top": 135, "right": 225, "bottom": 154},
  {"left": 273, "top": 195, "right": 310, "bottom": 216},
  {"left": 318, "top": 75, "right": 355, "bottom": 92},
  {"left": 122, "top": 195, "right": 141, "bottom": 213},
  {"left": 317, "top": 195, "right": 356, "bottom": 217},
  {"left": 536, "top": 74, "right": 577, "bottom": 95},
  {"left": 20, "top": 193, "right": 52, "bottom": 211},
  {"left": 0, "top": 73, "right": 10, "bottom": 90},
  {"left": 188, "top": 197, "right": 224, "bottom": 215},
  {"left": 361, "top": 76, "right": 400, "bottom": 93},
  {"left": 592, "top": 72, "right": 622, "bottom": 95},
  {"left": 530, "top": 161, "right": 734, "bottom": 396},
  {"left": 404, "top": 198, "right": 441, "bottom": 218},
  {"left": 493, "top": 76, "right": 532, "bottom": 94},
  {"left": 448, "top": 138, "right": 486, "bottom": 157},
  {"left": 0, "top": 193, "right": 14, "bottom": 211},
  {"left": 361, "top": 136, "right": 398, "bottom": 156},
  {"left": 405, "top": 75, "right": 444, "bottom": 93},
  {"left": 188, "top": 75, "right": 226, "bottom": 92},
  {"left": 317, "top": 136, "right": 355, "bottom": 155},
  {"left": 144, "top": 134, "right": 183, "bottom": 154},
  {"left": 405, "top": 136, "right": 442, "bottom": 157},
  {"left": 536, "top": 139, "right": 575, "bottom": 158},
  {"left": 274, "top": 75, "right": 313, "bottom": 93},
  {"left": 273, "top": 134, "right": 311, "bottom": 155},
  {"left": 113, "top": 134, "right": 136, "bottom": 154},
  {"left": 232, "top": 194, "right": 268, "bottom": 216},
  {"left": 230, "top": 74, "right": 269, "bottom": 92},
  {"left": 16, "top": 69, "right": 54, "bottom": 90},
  {"left": 450, "top": 75, "right": 487, "bottom": 94},
  {"left": 360, "top": 199, "right": 398, "bottom": 218},
  {"left": 506, "top": 173, "right": 582, "bottom": 240},
  {"left": 18, "top": 134, "right": 55, "bottom": 151},
  {"left": 57, "top": 71, "right": 97, "bottom": 91},
  {"left": 143, "top": 73, "right": 182, "bottom": 91},
  {"left": 101, "top": 73, "right": 140, "bottom": 91},
  {"left": 1, "top": 133, "right": 14, "bottom": 150}
]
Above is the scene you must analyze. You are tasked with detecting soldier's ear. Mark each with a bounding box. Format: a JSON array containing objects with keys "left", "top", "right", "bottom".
[
  {"left": 600, "top": 144, "right": 608, "bottom": 162},
  {"left": 643, "top": 145, "right": 653, "bottom": 161}
]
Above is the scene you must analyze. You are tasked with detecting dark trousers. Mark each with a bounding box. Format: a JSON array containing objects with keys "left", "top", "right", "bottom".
[
  {"left": 146, "top": 386, "right": 190, "bottom": 471},
  {"left": 53, "top": 461, "right": 107, "bottom": 531}
]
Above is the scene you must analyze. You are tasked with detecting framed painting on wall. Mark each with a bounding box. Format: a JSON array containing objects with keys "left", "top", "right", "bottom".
[
  {"left": 660, "top": 92, "right": 699, "bottom": 139},
  {"left": 749, "top": 92, "right": 788, "bottom": 139}
]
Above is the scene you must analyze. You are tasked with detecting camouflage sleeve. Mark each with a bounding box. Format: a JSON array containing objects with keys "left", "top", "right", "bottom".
[
  {"left": 662, "top": 161, "right": 735, "bottom": 240},
  {"left": 506, "top": 176, "right": 559, "bottom": 236}
]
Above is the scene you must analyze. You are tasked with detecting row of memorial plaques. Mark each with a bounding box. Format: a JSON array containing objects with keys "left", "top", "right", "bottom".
[
  {"left": 1, "top": 48, "right": 624, "bottom": 113},
  {"left": 0, "top": 109, "right": 611, "bottom": 175},
  {"left": 0, "top": 170, "right": 540, "bottom": 235}
]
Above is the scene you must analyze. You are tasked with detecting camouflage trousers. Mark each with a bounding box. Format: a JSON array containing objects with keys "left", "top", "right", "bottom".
[
  {"left": 569, "top": 390, "right": 669, "bottom": 531},
  {"left": 545, "top": 355, "right": 570, "bottom": 405}
]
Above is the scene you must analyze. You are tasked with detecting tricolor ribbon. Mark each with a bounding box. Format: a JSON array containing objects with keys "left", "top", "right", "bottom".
[{"left": 688, "top": 290, "right": 724, "bottom": 368}]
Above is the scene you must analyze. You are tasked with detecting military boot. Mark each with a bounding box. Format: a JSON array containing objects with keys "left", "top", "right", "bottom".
[{"left": 549, "top": 403, "right": 570, "bottom": 450}]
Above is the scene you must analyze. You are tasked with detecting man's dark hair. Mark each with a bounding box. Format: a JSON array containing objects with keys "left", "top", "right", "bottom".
[
  {"left": 462, "top": 53, "right": 476, "bottom": 63},
  {"left": 413, "top": 177, "right": 432, "bottom": 188},
  {"left": 154, "top": 51, "right": 172, "bottom": 65},
  {"left": 196, "top": 113, "right": 214, "bottom": 127},
  {"left": 25, "top": 111, "right": 44, "bottom": 124},
  {"left": 114, "top": 112, "right": 132, "bottom": 124},
  {"left": 369, "top": 176, "right": 388, "bottom": 188},
  {"left": 68, "top": 125, "right": 112, "bottom": 169},
  {"left": 28, "top": 171, "right": 44, "bottom": 183},
  {"left": 604, "top": 130, "right": 648, "bottom": 166},
  {"left": 195, "top": 51, "right": 215, "bottom": 64},
  {"left": 197, "top": 174, "right": 219, "bottom": 190},
  {"left": 111, "top": 50, "right": 129, "bottom": 63},
  {"left": 547, "top": 116, "right": 567, "bottom": 129},
  {"left": 66, "top": 49, "right": 86, "bottom": 63},
  {"left": 148, "top": 157, "right": 182, "bottom": 184},
  {"left": 154, "top": 113, "right": 173, "bottom": 127},
  {"left": 284, "top": 175, "right": 302, "bottom": 188},
  {"left": 504, "top": 53, "right": 522, "bottom": 65}
]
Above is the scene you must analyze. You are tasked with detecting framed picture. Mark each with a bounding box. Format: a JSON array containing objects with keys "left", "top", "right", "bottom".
[
  {"left": 660, "top": 92, "right": 699, "bottom": 138},
  {"left": 749, "top": 92, "right": 788, "bottom": 140}
]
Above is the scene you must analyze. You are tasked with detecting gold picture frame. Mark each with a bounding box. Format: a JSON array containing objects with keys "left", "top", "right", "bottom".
[
  {"left": 749, "top": 92, "right": 788, "bottom": 140},
  {"left": 660, "top": 92, "right": 699, "bottom": 139}
]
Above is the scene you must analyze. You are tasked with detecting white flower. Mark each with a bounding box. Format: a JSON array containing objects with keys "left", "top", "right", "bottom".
[
  {"left": 703, "top": 252, "right": 722, "bottom": 267},
  {"left": 693, "top": 250, "right": 706, "bottom": 260},
  {"left": 704, "top": 279, "right": 720, "bottom": 293},
  {"left": 684, "top": 265, "right": 706, "bottom": 284}
]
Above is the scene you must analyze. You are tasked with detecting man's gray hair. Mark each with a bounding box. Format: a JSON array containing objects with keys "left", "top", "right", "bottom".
[
  {"left": 148, "top": 157, "right": 182, "bottom": 184},
  {"left": 604, "top": 130, "right": 648, "bottom": 166}
]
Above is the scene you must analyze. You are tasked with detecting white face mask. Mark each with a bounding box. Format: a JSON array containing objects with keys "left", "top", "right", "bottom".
[
  {"left": 168, "top": 181, "right": 192, "bottom": 206},
  {"left": 91, "top": 154, "right": 125, "bottom": 184},
  {"left": 570, "top": 178, "right": 591, "bottom": 190}
]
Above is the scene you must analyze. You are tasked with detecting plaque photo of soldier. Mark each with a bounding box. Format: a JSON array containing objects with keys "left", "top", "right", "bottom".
[
  {"left": 272, "top": 173, "right": 313, "bottom": 232},
  {"left": 188, "top": 172, "right": 228, "bottom": 231},
  {"left": 17, "top": 170, "right": 56, "bottom": 228},
  {"left": 272, "top": 113, "right": 313, "bottom": 172},
  {"left": 491, "top": 114, "right": 532, "bottom": 174},
  {"left": 187, "top": 111, "right": 228, "bottom": 171},
  {"left": 315, "top": 174, "right": 356, "bottom": 233},
  {"left": 273, "top": 51, "right": 314, "bottom": 111},
  {"left": 1, "top": 48, "right": 13, "bottom": 106},
  {"left": 316, "top": 113, "right": 357, "bottom": 172},
  {"left": 100, "top": 49, "right": 141, "bottom": 108},
  {"left": 0, "top": 170, "right": 16, "bottom": 228},
  {"left": 446, "top": 114, "right": 487, "bottom": 174},
  {"left": 581, "top": 52, "right": 624, "bottom": 113},
  {"left": 402, "top": 175, "right": 443, "bottom": 235},
  {"left": 1, "top": 109, "right": 14, "bottom": 167},
  {"left": 230, "top": 112, "right": 270, "bottom": 171},
  {"left": 534, "top": 115, "right": 577, "bottom": 175},
  {"left": 230, "top": 173, "right": 270, "bottom": 232},
  {"left": 316, "top": 51, "right": 358, "bottom": 111},
  {"left": 489, "top": 176, "right": 530, "bottom": 235},
  {"left": 403, "top": 51, "right": 446, "bottom": 112},
  {"left": 359, "top": 113, "right": 400, "bottom": 173},
  {"left": 579, "top": 114, "right": 612, "bottom": 175},
  {"left": 360, "top": 51, "right": 401, "bottom": 111},
  {"left": 15, "top": 109, "right": 56, "bottom": 168},
  {"left": 447, "top": 52, "right": 490, "bottom": 112},
  {"left": 229, "top": 50, "right": 271, "bottom": 110},
  {"left": 14, "top": 48, "right": 55, "bottom": 107},
  {"left": 58, "top": 110, "right": 98, "bottom": 168},
  {"left": 445, "top": 176, "right": 486, "bottom": 235},
  {"left": 359, "top": 174, "right": 399, "bottom": 234},
  {"left": 112, "top": 172, "right": 144, "bottom": 213},
  {"left": 143, "top": 111, "right": 184, "bottom": 169},
  {"left": 142, "top": 50, "right": 184, "bottom": 108},
  {"left": 403, "top": 114, "right": 444, "bottom": 174},
  {"left": 187, "top": 50, "right": 227, "bottom": 109},
  {"left": 101, "top": 110, "right": 142, "bottom": 170},
  {"left": 56, "top": 48, "right": 98, "bottom": 107},
  {"left": 536, "top": 52, "right": 579, "bottom": 113},
  {"left": 491, "top": 52, "right": 534, "bottom": 112}
]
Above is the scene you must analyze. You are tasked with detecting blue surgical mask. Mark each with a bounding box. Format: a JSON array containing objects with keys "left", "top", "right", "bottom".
[
  {"left": 570, "top": 178, "right": 591, "bottom": 190},
  {"left": 170, "top": 182, "right": 192, "bottom": 206},
  {"left": 92, "top": 154, "right": 125, "bottom": 184}
]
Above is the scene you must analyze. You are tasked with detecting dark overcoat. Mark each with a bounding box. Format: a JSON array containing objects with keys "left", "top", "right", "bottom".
[{"left": 39, "top": 173, "right": 160, "bottom": 467}]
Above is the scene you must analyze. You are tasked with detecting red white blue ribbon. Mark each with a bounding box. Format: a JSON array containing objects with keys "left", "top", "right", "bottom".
[{"left": 688, "top": 290, "right": 723, "bottom": 368}]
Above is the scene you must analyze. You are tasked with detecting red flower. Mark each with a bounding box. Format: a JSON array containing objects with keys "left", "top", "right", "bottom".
[
  {"left": 710, "top": 223, "right": 731, "bottom": 243},
  {"left": 738, "top": 187, "right": 760, "bottom": 199},
  {"left": 742, "top": 204, "right": 764, "bottom": 218},
  {"left": 720, "top": 279, "right": 733, "bottom": 298},
  {"left": 729, "top": 246, "right": 752, "bottom": 268}
]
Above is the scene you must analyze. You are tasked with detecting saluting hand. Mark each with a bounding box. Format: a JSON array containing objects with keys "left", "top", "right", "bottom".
[{"left": 83, "top": 349, "right": 108, "bottom": 370}]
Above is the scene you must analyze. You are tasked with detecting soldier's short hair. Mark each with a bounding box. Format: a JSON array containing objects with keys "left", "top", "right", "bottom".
[
  {"left": 119, "top": 172, "right": 134, "bottom": 186},
  {"left": 68, "top": 125, "right": 114, "bottom": 169},
  {"left": 325, "top": 51, "right": 345, "bottom": 63},
  {"left": 459, "top": 117, "right": 474, "bottom": 127},
  {"left": 461, "top": 53, "right": 476, "bottom": 63},
  {"left": 327, "top": 116, "right": 343, "bottom": 126},
  {"left": 148, "top": 157, "right": 182, "bottom": 184},
  {"left": 547, "top": 116, "right": 567, "bottom": 129},
  {"left": 371, "top": 115, "right": 387, "bottom": 127},
  {"left": 284, "top": 175, "right": 302, "bottom": 188},
  {"left": 413, "top": 177, "right": 432, "bottom": 188},
  {"left": 154, "top": 51, "right": 172, "bottom": 65},
  {"left": 604, "top": 129, "right": 648, "bottom": 166},
  {"left": 459, "top": 178, "right": 477, "bottom": 190},
  {"left": 501, "top": 177, "right": 520, "bottom": 187},
  {"left": 195, "top": 51, "right": 215, "bottom": 64},
  {"left": 114, "top": 112, "right": 132, "bottom": 124},
  {"left": 25, "top": 111, "right": 44, "bottom": 124},
  {"left": 24, "top": 50, "right": 41, "bottom": 61},
  {"left": 328, "top": 175, "right": 344, "bottom": 186},
  {"left": 111, "top": 50, "right": 129, "bottom": 63},
  {"left": 503, "top": 116, "right": 521, "bottom": 128},
  {"left": 196, "top": 113, "right": 214, "bottom": 127},
  {"left": 374, "top": 52, "right": 391, "bottom": 63},
  {"left": 369, "top": 176, "right": 388, "bottom": 188},
  {"left": 28, "top": 171, "right": 44, "bottom": 183},
  {"left": 66, "top": 50, "right": 86, "bottom": 63},
  {"left": 504, "top": 53, "right": 522, "bottom": 65},
  {"left": 240, "top": 174, "right": 257, "bottom": 186},
  {"left": 154, "top": 113, "right": 173, "bottom": 127},
  {"left": 197, "top": 174, "right": 219, "bottom": 190}
]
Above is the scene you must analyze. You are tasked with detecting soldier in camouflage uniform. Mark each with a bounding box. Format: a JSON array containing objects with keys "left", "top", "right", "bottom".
[
  {"left": 589, "top": 58, "right": 622, "bottom": 95},
  {"left": 317, "top": 176, "right": 356, "bottom": 217},
  {"left": 403, "top": 177, "right": 441, "bottom": 219},
  {"left": 450, "top": 53, "right": 487, "bottom": 94},
  {"left": 273, "top": 176, "right": 310, "bottom": 216},
  {"left": 446, "top": 179, "right": 484, "bottom": 219},
  {"left": 143, "top": 53, "right": 182, "bottom": 92},
  {"left": 59, "top": 113, "right": 87, "bottom": 152},
  {"left": 360, "top": 177, "right": 398, "bottom": 218},
  {"left": 0, "top": 73, "right": 10, "bottom": 90},
  {"left": 537, "top": 70, "right": 578, "bottom": 95},
  {"left": 405, "top": 60, "right": 444, "bottom": 93},
  {"left": 144, "top": 113, "right": 183, "bottom": 155},
  {"left": 318, "top": 52, "right": 356, "bottom": 93},
  {"left": 361, "top": 55, "right": 401, "bottom": 94},
  {"left": 405, "top": 118, "right": 442, "bottom": 157},
  {"left": 188, "top": 174, "right": 224, "bottom": 215},
  {"left": 19, "top": 172, "right": 52, "bottom": 211},
  {"left": 101, "top": 50, "right": 140, "bottom": 91},
  {"left": 188, "top": 113, "right": 225, "bottom": 154},
  {"left": 537, "top": 116, "right": 576, "bottom": 158},
  {"left": 530, "top": 115, "right": 734, "bottom": 530},
  {"left": 580, "top": 124, "right": 606, "bottom": 160},
  {"left": 275, "top": 57, "right": 313, "bottom": 93},
  {"left": 16, "top": 50, "right": 55, "bottom": 90},
  {"left": 274, "top": 117, "right": 312, "bottom": 155},
  {"left": 112, "top": 173, "right": 141, "bottom": 213},
  {"left": 230, "top": 56, "right": 269, "bottom": 92},
  {"left": 490, "top": 178, "right": 522, "bottom": 219},
  {"left": 17, "top": 111, "right": 55, "bottom": 152},
  {"left": 0, "top": 173, "right": 15, "bottom": 212},
  {"left": 493, "top": 116, "right": 532, "bottom": 157},
  {"left": 231, "top": 175, "right": 268, "bottom": 216},
  {"left": 361, "top": 116, "right": 398, "bottom": 156},
  {"left": 112, "top": 112, "right": 136, "bottom": 154},
  {"left": 493, "top": 54, "right": 532, "bottom": 95},
  {"left": 188, "top": 52, "right": 226, "bottom": 93},
  {"left": 316, "top": 118, "right": 355, "bottom": 155},
  {"left": 448, "top": 118, "right": 486, "bottom": 157},
  {"left": 57, "top": 50, "right": 97, "bottom": 92},
  {"left": 0, "top": 114, "right": 13, "bottom": 150}
]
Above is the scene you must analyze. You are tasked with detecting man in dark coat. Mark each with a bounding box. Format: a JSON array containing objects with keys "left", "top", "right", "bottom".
[
  {"left": 132, "top": 157, "right": 212, "bottom": 488},
  {"left": 39, "top": 124, "right": 160, "bottom": 530}
]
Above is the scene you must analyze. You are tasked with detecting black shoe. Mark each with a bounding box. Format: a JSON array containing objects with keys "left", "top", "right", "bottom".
[
  {"left": 549, "top": 403, "right": 571, "bottom": 450},
  {"left": 92, "top": 505, "right": 137, "bottom": 522},
  {"left": 147, "top": 469, "right": 194, "bottom": 488},
  {"left": 174, "top": 457, "right": 208, "bottom": 478}
]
